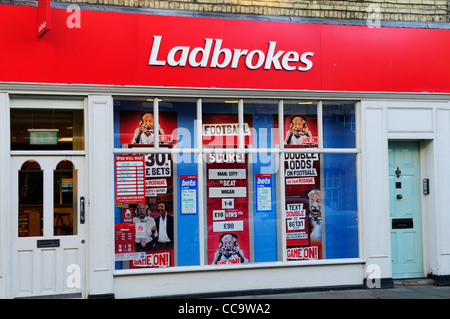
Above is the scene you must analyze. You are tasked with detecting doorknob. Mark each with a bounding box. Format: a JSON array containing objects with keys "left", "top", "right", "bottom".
[{"left": 397, "top": 194, "right": 403, "bottom": 199}]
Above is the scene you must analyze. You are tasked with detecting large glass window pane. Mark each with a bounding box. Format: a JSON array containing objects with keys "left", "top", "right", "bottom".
[
  {"left": 323, "top": 153, "right": 358, "bottom": 259},
  {"left": 18, "top": 160, "right": 43, "bottom": 237},
  {"left": 243, "top": 100, "right": 279, "bottom": 149},
  {"left": 243, "top": 100, "right": 281, "bottom": 263},
  {"left": 250, "top": 163, "right": 281, "bottom": 263},
  {"left": 284, "top": 152, "right": 359, "bottom": 260},
  {"left": 323, "top": 102, "right": 356, "bottom": 149},
  {"left": 202, "top": 99, "right": 240, "bottom": 148},
  {"left": 10, "top": 109, "right": 84, "bottom": 150},
  {"left": 114, "top": 98, "right": 197, "bottom": 149}
]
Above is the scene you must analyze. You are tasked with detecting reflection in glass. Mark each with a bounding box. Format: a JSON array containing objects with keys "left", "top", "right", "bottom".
[
  {"left": 243, "top": 99, "right": 278, "bottom": 149},
  {"left": 323, "top": 153, "right": 358, "bottom": 258},
  {"left": 54, "top": 161, "right": 77, "bottom": 236},
  {"left": 202, "top": 99, "right": 240, "bottom": 147},
  {"left": 18, "top": 161, "right": 43, "bottom": 237},
  {"left": 10, "top": 109, "right": 84, "bottom": 151},
  {"left": 323, "top": 102, "right": 356, "bottom": 149}
]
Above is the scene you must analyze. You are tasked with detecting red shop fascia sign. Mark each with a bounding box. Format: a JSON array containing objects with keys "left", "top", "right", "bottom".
[{"left": 0, "top": 4, "right": 449, "bottom": 93}]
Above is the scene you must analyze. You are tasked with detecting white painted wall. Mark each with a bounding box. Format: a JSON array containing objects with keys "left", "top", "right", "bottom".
[
  {"left": 0, "top": 93, "right": 10, "bottom": 298},
  {"left": 114, "top": 261, "right": 365, "bottom": 298},
  {"left": 86, "top": 95, "right": 115, "bottom": 297}
]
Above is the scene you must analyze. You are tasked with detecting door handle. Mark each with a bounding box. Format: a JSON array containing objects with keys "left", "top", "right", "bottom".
[
  {"left": 80, "top": 196, "right": 85, "bottom": 224},
  {"left": 397, "top": 194, "right": 403, "bottom": 199}
]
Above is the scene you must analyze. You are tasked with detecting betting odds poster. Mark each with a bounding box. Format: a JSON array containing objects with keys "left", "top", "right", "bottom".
[
  {"left": 203, "top": 113, "right": 251, "bottom": 265},
  {"left": 282, "top": 114, "right": 323, "bottom": 260},
  {"left": 115, "top": 110, "right": 176, "bottom": 268}
]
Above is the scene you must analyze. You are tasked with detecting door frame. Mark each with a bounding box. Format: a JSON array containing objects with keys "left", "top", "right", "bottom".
[
  {"left": 388, "top": 140, "right": 428, "bottom": 279},
  {"left": 10, "top": 155, "right": 87, "bottom": 298}
]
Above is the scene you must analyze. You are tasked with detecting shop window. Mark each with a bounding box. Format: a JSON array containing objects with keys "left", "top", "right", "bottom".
[
  {"left": 10, "top": 109, "right": 84, "bottom": 151},
  {"left": 113, "top": 97, "right": 359, "bottom": 270},
  {"left": 245, "top": 100, "right": 280, "bottom": 262},
  {"left": 284, "top": 152, "right": 358, "bottom": 260},
  {"left": 18, "top": 160, "right": 43, "bottom": 237}
]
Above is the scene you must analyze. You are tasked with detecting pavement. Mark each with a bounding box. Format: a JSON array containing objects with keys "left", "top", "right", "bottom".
[{"left": 223, "top": 279, "right": 450, "bottom": 299}]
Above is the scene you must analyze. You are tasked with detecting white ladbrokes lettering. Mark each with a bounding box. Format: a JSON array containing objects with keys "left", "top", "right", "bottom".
[{"left": 149, "top": 35, "right": 314, "bottom": 71}]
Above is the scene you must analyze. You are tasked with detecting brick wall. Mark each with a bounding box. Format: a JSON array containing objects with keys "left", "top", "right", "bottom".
[{"left": 52, "top": 0, "right": 450, "bottom": 23}]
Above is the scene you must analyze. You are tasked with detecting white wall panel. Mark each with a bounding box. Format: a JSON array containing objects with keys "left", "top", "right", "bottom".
[
  {"left": 0, "top": 93, "right": 9, "bottom": 298},
  {"left": 387, "top": 108, "right": 433, "bottom": 133},
  {"left": 361, "top": 106, "right": 391, "bottom": 270},
  {"left": 436, "top": 109, "right": 450, "bottom": 258},
  {"left": 87, "top": 95, "right": 115, "bottom": 297}
]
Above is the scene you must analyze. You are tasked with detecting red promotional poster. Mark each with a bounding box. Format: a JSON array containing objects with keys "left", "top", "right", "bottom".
[
  {"left": 119, "top": 110, "right": 178, "bottom": 146},
  {"left": 282, "top": 114, "right": 322, "bottom": 260},
  {"left": 125, "top": 151, "right": 174, "bottom": 268},
  {"left": 115, "top": 223, "right": 137, "bottom": 261},
  {"left": 205, "top": 152, "right": 250, "bottom": 265},
  {"left": 283, "top": 114, "right": 318, "bottom": 147}
]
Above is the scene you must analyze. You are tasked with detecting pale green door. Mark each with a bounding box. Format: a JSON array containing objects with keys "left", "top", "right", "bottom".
[{"left": 388, "top": 141, "right": 424, "bottom": 279}]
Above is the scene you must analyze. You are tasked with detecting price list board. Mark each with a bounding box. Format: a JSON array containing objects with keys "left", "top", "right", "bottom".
[{"left": 115, "top": 155, "right": 146, "bottom": 204}]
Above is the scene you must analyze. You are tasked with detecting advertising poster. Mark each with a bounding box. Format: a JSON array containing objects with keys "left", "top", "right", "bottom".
[
  {"left": 115, "top": 110, "right": 177, "bottom": 268},
  {"left": 202, "top": 113, "right": 253, "bottom": 146},
  {"left": 205, "top": 152, "right": 250, "bottom": 265},
  {"left": 180, "top": 175, "right": 198, "bottom": 215},
  {"left": 115, "top": 155, "right": 146, "bottom": 205},
  {"left": 119, "top": 110, "right": 177, "bottom": 146},
  {"left": 127, "top": 151, "right": 175, "bottom": 268},
  {"left": 255, "top": 173, "right": 272, "bottom": 212},
  {"left": 282, "top": 114, "right": 322, "bottom": 260},
  {"left": 283, "top": 114, "right": 318, "bottom": 147}
]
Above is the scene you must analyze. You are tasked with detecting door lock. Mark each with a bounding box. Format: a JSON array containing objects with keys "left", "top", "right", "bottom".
[
  {"left": 395, "top": 166, "right": 402, "bottom": 178},
  {"left": 397, "top": 194, "right": 403, "bottom": 199}
]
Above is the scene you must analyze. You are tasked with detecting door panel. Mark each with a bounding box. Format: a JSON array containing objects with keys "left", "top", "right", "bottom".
[
  {"left": 12, "top": 156, "right": 85, "bottom": 298},
  {"left": 389, "top": 141, "right": 423, "bottom": 279}
]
